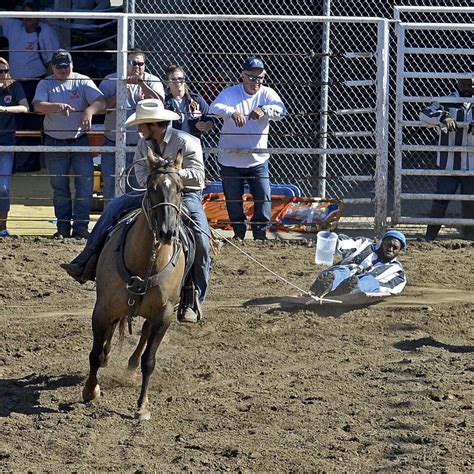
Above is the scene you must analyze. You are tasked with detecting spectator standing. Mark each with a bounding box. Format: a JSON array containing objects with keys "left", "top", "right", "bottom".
[
  {"left": 164, "top": 64, "right": 213, "bottom": 140},
  {"left": 99, "top": 48, "right": 164, "bottom": 204},
  {"left": 419, "top": 78, "right": 473, "bottom": 240},
  {"left": 33, "top": 49, "right": 105, "bottom": 239},
  {"left": 0, "top": 57, "right": 29, "bottom": 237},
  {"left": 0, "top": 0, "right": 60, "bottom": 172},
  {"left": 209, "top": 56, "right": 287, "bottom": 241}
]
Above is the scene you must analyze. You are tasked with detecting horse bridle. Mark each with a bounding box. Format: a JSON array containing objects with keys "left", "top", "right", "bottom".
[
  {"left": 125, "top": 168, "right": 184, "bottom": 333},
  {"left": 142, "top": 168, "right": 183, "bottom": 237}
]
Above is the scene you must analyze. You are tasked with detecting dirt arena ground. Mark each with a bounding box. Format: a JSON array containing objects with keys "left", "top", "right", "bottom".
[{"left": 1, "top": 235, "right": 473, "bottom": 472}]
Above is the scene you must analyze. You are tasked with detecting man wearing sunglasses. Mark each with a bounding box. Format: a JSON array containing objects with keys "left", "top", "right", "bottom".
[
  {"left": 99, "top": 48, "right": 165, "bottom": 204},
  {"left": 33, "top": 49, "right": 106, "bottom": 240},
  {"left": 209, "top": 56, "right": 287, "bottom": 241}
]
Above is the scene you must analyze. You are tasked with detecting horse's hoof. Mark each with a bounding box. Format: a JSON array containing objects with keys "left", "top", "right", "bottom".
[
  {"left": 82, "top": 384, "right": 101, "bottom": 402},
  {"left": 135, "top": 410, "right": 151, "bottom": 421}
]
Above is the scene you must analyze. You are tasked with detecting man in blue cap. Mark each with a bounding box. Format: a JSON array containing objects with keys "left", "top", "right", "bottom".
[{"left": 310, "top": 230, "right": 407, "bottom": 298}]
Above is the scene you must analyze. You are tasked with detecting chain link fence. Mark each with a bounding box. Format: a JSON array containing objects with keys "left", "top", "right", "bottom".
[
  {"left": 392, "top": 7, "right": 473, "bottom": 224},
  {"left": 129, "top": 0, "right": 471, "bottom": 220},
  {"left": 3, "top": 2, "right": 471, "bottom": 235},
  {"left": 129, "top": 2, "right": 387, "bottom": 211}
]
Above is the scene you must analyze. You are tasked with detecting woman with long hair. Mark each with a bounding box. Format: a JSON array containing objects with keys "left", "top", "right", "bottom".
[
  {"left": 0, "top": 57, "right": 29, "bottom": 237},
  {"left": 164, "top": 64, "right": 214, "bottom": 140}
]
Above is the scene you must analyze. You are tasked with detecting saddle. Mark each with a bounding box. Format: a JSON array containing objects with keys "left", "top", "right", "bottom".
[{"left": 111, "top": 210, "right": 198, "bottom": 329}]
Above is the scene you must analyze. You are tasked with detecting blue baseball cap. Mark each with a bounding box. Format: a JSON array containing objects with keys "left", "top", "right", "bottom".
[
  {"left": 52, "top": 49, "right": 72, "bottom": 68},
  {"left": 382, "top": 230, "right": 407, "bottom": 249},
  {"left": 243, "top": 57, "right": 265, "bottom": 71}
]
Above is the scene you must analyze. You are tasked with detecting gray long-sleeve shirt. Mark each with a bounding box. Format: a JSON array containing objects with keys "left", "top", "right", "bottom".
[{"left": 134, "top": 125, "right": 205, "bottom": 191}]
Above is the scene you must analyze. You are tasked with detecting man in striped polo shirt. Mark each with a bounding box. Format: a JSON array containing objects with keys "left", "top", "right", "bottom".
[
  {"left": 419, "top": 78, "right": 473, "bottom": 241},
  {"left": 310, "top": 230, "right": 407, "bottom": 299}
]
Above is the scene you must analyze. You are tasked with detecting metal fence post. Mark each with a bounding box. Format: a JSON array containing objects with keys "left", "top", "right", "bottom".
[
  {"left": 374, "top": 19, "right": 390, "bottom": 236},
  {"left": 318, "top": 0, "right": 331, "bottom": 198},
  {"left": 127, "top": 0, "right": 136, "bottom": 48},
  {"left": 115, "top": 13, "right": 129, "bottom": 197},
  {"left": 392, "top": 23, "right": 405, "bottom": 225}
]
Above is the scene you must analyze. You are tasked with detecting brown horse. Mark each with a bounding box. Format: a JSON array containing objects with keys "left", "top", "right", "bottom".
[{"left": 82, "top": 150, "right": 185, "bottom": 420}]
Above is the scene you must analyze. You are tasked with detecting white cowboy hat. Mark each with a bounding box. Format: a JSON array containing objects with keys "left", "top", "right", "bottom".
[{"left": 125, "top": 99, "right": 180, "bottom": 127}]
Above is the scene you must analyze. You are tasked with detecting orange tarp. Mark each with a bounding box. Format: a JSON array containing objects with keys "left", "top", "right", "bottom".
[
  {"left": 202, "top": 193, "right": 294, "bottom": 230},
  {"left": 202, "top": 193, "right": 343, "bottom": 232}
]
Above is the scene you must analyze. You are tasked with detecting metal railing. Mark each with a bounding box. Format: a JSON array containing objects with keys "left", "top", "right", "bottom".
[
  {"left": 393, "top": 16, "right": 473, "bottom": 227},
  {"left": 0, "top": 11, "right": 393, "bottom": 234}
]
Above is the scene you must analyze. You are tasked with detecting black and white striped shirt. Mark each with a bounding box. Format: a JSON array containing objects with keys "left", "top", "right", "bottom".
[
  {"left": 420, "top": 91, "right": 473, "bottom": 171},
  {"left": 335, "top": 235, "right": 406, "bottom": 295}
]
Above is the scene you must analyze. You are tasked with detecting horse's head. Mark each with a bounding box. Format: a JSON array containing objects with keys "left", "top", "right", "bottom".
[{"left": 144, "top": 147, "right": 184, "bottom": 244}]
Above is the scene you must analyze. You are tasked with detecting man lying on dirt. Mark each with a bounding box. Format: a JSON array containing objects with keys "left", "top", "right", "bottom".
[
  {"left": 309, "top": 230, "right": 407, "bottom": 301},
  {"left": 60, "top": 99, "right": 211, "bottom": 323}
]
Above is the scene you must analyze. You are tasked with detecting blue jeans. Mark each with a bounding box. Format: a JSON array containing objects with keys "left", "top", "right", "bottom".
[
  {"left": 182, "top": 190, "right": 211, "bottom": 303},
  {"left": 101, "top": 137, "right": 138, "bottom": 205},
  {"left": 45, "top": 135, "right": 93, "bottom": 234},
  {"left": 74, "top": 190, "right": 211, "bottom": 304},
  {"left": 0, "top": 152, "right": 14, "bottom": 213},
  {"left": 220, "top": 162, "right": 271, "bottom": 239},
  {"left": 326, "top": 266, "right": 380, "bottom": 294}
]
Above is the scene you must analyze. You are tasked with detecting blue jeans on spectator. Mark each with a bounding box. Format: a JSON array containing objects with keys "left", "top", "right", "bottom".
[
  {"left": 72, "top": 189, "right": 211, "bottom": 304},
  {"left": 0, "top": 152, "right": 14, "bottom": 213},
  {"left": 101, "top": 137, "right": 138, "bottom": 205},
  {"left": 44, "top": 135, "right": 93, "bottom": 235},
  {"left": 220, "top": 161, "right": 271, "bottom": 239}
]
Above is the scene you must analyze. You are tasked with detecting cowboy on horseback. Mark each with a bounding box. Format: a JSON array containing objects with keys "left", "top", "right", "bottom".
[{"left": 60, "top": 98, "right": 211, "bottom": 323}]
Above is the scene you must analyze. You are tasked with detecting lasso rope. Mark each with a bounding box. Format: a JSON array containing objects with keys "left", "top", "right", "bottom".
[
  {"left": 180, "top": 208, "right": 341, "bottom": 305},
  {"left": 119, "top": 162, "right": 340, "bottom": 305}
]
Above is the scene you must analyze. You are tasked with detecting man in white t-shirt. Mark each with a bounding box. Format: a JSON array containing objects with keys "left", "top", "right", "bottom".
[
  {"left": 209, "top": 57, "right": 287, "bottom": 241},
  {"left": 99, "top": 48, "right": 165, "bottom": 204}
]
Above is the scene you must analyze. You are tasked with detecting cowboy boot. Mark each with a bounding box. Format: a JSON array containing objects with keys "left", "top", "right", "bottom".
[{"left": 425, "top": 202, "right": 447, "bottom": 241}]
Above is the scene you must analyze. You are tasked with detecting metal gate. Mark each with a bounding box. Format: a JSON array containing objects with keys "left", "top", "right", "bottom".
[
  {"left": 1, "top": 11, "right": 392, "bottom": 235},
  {"left": 127, "top": 13, "right": 391, "bottom": 234},
  {"left": 392, "top": 7, "right": 474, "bottom": 229}
]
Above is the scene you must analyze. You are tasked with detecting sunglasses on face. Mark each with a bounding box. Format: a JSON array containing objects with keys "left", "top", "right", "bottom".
[
  {"left": 54, "top": 64, "right": 70, "bottom": 70},
  {"left": 0, "top": 69, "right": 9, "bottom": 74},
  {"left": 128, "top": 60, "right": 145, "bottom": 67},
  {"left": 170, "top": 76, "right": 185, "bottom": 84},
  {"left": 243, "top": 72, "right": 265, "bottom": 82}
]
